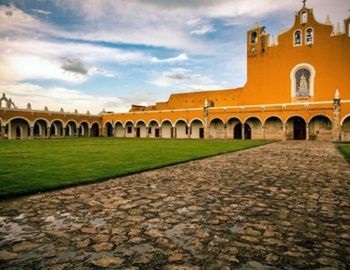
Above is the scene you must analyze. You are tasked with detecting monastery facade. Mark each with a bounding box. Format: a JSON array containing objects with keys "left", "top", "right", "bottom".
[{"left": 1, "top": 3, "right": 350, "bottom": 141}]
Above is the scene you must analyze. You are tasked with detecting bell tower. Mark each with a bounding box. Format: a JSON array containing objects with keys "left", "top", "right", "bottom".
[{"left": 247, "top": 25, "right": 269, "bottom": 57}]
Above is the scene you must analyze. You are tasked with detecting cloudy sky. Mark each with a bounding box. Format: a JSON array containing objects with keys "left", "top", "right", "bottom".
[{"left": 0, "top": 0, "right": 348, "bottom": 113}]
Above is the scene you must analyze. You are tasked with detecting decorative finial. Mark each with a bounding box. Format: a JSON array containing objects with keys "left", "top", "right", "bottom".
[
  {"left": 302, "top": 0, "right": 306, "bottom": 7},
  {"left": 335, "top": 89, "right": 340, "bottom": 100}
]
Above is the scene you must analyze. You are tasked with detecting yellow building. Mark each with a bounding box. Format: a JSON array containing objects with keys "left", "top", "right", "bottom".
[
  {"left": 103, "top": 3, "right": 350, "bottom": 141},
  {"left": 1, "top": 3, "right": 350, "bottom": 141}
]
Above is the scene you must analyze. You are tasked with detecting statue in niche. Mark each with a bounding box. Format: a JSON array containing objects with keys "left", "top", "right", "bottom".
[{"left": 296, "top": 69, "right": 310, "bottom": 96}]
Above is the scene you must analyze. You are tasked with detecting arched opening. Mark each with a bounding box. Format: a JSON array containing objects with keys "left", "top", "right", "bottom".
[
  {"left": 264, "top": 116, "right": 284, "bottom": 140},
  {"left": 33, "top": 119, "right": 48, "bottom": 138},
  {"left": 209, "top": 118, "right": 225, "bottom": 139},
  {"left": 301, "top": 11, "right": 308, "bottom": 24},
  {"left": 287, "top": 116, "right": 306, "bottom": 140},
  {"left": 65, "top": 121, "right": 77, "bottom": 137},
  {"left": 305, "top": 28, "right": 314, "bottom": 45},
  {"left": 234, "top": 123, "right": 242, "bottom": 139},
  {"left": 125, "top": 121, "right": 134, "bottom": 138},
  {"left": 227, "top": 117, "right": 241, "bottom": 139},
  {"left": 9, "top": 118, "right": 30, "bottom": 139},
  {"left": 245, "top": 117, "right": 262, "bottom": 139},
  {"left": 190, "top": 119, "right": 204, "bottom": 139},
  {"left": 294, "top": 30, "right": 302, "bottom": 46},
  {"left": 342, "top": 116, "right": 350, "bottom": 141},
  {"left": 115, "top": 122, "right": 124, "bottom": 137},
  {"left": 291, "top": 64, "right": 315, "bottom": 99},
  {"left": 250, "top": 31, "right": 258, "bottom": 44},
  {"left": 175, "top": 120, "right": 188, "bottom": 139},
  {"left": 51, "top": 120, "right": 64, "bottom": 137},
  {"left": 148, "top": 120, "right": 160, "bottom": 138},
  {"left": 161, "top": 120, "right": 172, "bottom": 138},
  {"left": 309, "top": 115, "right": 332, "bottom": 140},
  {"left": 104, "top": 122, "right": 113, "bottom": 137},
  {"left": 79, "top": 122, "right": 89, "bottom": 137},
  {"left": 135, "top": 121, "right": 147, "bottom": 138},
  {"left": 91, "top": 123, "right": 99, "bottom": 137}
]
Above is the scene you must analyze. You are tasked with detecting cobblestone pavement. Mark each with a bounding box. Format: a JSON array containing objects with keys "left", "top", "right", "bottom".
[{"left": 1, "top": 141, "right": 350, "bottom": 270}]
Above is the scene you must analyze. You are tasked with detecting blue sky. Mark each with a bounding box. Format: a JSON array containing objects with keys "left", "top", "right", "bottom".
[{"left": 0, "top": 0, "right": 349, "bottom": 113}]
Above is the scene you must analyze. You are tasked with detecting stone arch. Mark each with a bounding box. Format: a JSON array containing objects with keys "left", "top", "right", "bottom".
[
  {"left": 244, "top": 116, "right": 263, "bottom": 140},
  {"left": 190, "top": 119, "right": 204, "bottom": 139},
  {"left": 90, "top": 122, "right": 100, "bottom": 137},
  {"left": 161, "top": 120, "right": 173, "bottom": 138},
  {"left": 286, "top": 115, "right": 307, "bottom": 140},
  {"left": 342, "top": 115, "right": 350, "bottom": 141},
  {"left": 175, "top": 119, "right": 189, "bottom": 139},
  {"left": 79, "top": 121, "right": 89, "bottom": 137},
  {"left": 125, "top": 121, "right": 135, "bottom": 138},
  {"left": 308, "top": 115, "right": 332, "bottom": 140},
  {"left": 148, "top": 120, "right": 160, "bottom": 138},
  {"left": 104, "top": 122, "right": 113, "bottom": 137},
  {"left": 264, "top": 116, "right": 284, "bottom": 140},
  {"left": 209, "top": 118, "right": 225, "bottom": 139},
  {"left": 7, "top": 117, "right": 31, "bottom": 139},
  {"left": 33, "top": 118, "right": 49, "bottom": 138},
  {"left": 50, "top": 119, "right": 64, "bottom": 137},
  {"left": 290, "top": 63, "right": 316, "bottom": 98},
  {"left": 227, "top": 117, "right": 242, "bottom": 139},
  {"left": 135, "top": 120, "right": 147, "bottom": 138},
  {"left": 114, "top": 121, "right": 124, "bottom": 137},
  {"left": 65, "top": 120, "right": 77, "bottom": 137}
]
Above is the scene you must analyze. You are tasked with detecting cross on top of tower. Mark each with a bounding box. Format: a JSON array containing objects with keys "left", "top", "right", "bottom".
[{"left": 302, "top": 0, "right": 307, "bottom": 6}]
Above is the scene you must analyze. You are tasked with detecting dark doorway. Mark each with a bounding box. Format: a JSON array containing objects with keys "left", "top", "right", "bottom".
[
  {"left": 91, "top": 123, "right": 99, "bottom": 137},
  {"left": 155, "top": 128, "right": 160, "bottom": 138},
  {"left": 16, "top": 126, "right": 21, "bottom": 139},
  {"left": 293, "top": 117, "right": 306, "bottom": 140},
  {"left": 136, "top": 127, "right": 141, "bottom": 138},
  {"left": 234, "top": 123, "right": 242, "bottom": 139},
  {"left": 199, "top": 128, "right": 204, "bottom": 139},
  {"left": 244, "top": 123, "right": 251, "bottom": 139}
]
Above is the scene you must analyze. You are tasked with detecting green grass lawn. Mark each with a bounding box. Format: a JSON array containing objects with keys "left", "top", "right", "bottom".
[
  {"left": 0, "top": 138, "right": 269, "bottom": 198},
  {"left": 337, "top": 143, "right": 350, "bottom": 162}
]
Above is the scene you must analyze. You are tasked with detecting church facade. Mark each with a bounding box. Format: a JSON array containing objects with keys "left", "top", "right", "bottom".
[{"left": 1, "top": 3, "right": 350, "bottom": 141}]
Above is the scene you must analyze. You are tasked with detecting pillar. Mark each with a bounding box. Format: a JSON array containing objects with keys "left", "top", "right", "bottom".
[
  {"left": 123, "top": 127, "right": 126, "bottom": 138},
  {"left": 47, "top": 127, "right": 51, "bottom": 139},
  {"left": 242, "top": 125, "right": 245, "bottom": 140},
  {"left": 0, "top": 126, "right": 6, "bottom": 139},
  {"left": 332, "top": 92, "right": 341, "bottom": 141},
  {"left": 30, "top": 126, "right": 34, "bottom": 140},
  {"left": 224, "top": 124, "right": 227, "bottom": 140},
  {"left": 306, "top": 123, "right": 309, "bottom": 140},
  {"left": 282, "top": 124, "right": 287, "bottom": 141},
  {"left": 187, "top": 126, "right": 191, "bottom": 139},
  {"left": 62, "top": 127, "right": 66, "bottom": 137},
  {"left": 262, "top": 125, "right": 265, "bottom": 140}
]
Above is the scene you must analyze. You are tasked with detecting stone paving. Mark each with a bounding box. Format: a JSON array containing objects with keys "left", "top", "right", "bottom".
[{"left": 0, "top": 141, "right": 350, "bottom": 269}]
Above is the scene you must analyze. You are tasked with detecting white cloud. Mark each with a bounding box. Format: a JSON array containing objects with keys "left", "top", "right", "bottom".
[
  {"left": 0, "top": 82, "right": 130, "bottom": 113},
  {"left": 149, "top": 68, "right": 225, "bottom": 91},
  {"left": 151, "top": 53, "right": 189, "bottom": 63}
]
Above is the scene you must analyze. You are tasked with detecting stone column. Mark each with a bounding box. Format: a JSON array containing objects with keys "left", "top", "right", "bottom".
[
  {"left": 242, "top": 125, "right": 245, "bottom": 140},
  {"left": 332, "top": 92, "right": 341, "bottom": 141},
  {"left": 62, "top": 127, "right": 66, "bottom": 138},
  {"left": 187, "top": 126, "right": 191, "bottom": 139},
  {"left": 282, "top": 124, "right": 287, "bottom": 141},
  {"left": 262, "top": 125, "right": 265, "bottom": 140},
  {"left": 88, "top": 127, "right": 91, "bottom": 137},
  {"left": 306, "top": 123, "right": 309, "bottom": 140},
  {"left": 224, "top": 124, "right": 227, "bottom": 140},
  {"left": 0, "top": 126, "right": 6, "bottom": 139},
  {"left": 30, "top": 126, "right": 34, "bottom": 140},
  {"left": 122, "top": 127, "right": 126, "bottom": 138},
  {"left": 47, "top": 127, "right": 51, "bottom": 139}
]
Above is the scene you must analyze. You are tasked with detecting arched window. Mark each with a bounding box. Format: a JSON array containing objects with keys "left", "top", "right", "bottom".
[
  {"left": 301, "top": 11, "right": 307, "bottom": 24},
  {"left": 294, "top": 30, "right": 302, "bottom": 46},
  {"left": 305, "top": 28, "right": 313, "bottom": 45},
  {"left": 290, "top": 63, "right": 316, "bottom": 99},
  {"left": 250, "top": 31, "right": 258, "bottom": 44}
]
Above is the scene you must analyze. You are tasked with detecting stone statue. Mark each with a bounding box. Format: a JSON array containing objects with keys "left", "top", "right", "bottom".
[{"left": 298, "top": 73, "right": 309, "bottom": 96}]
